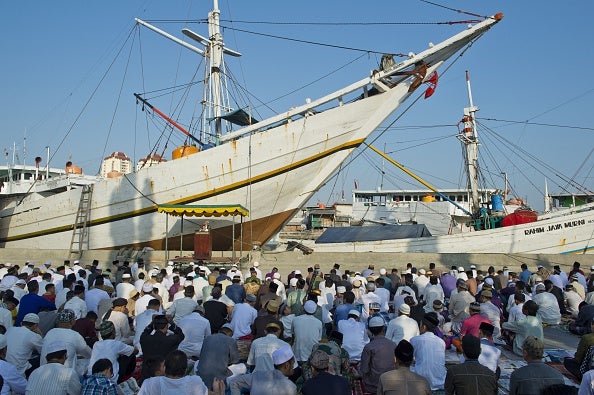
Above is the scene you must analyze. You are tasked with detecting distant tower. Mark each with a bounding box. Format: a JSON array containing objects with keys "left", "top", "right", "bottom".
[{"left": 100, "top": 152, "right": 132, "bottom": 178}]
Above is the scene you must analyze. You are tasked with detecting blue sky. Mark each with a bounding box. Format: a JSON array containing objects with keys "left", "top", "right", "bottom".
[{"left": 2, "top": 1, "right": 593, "bottom": 211}]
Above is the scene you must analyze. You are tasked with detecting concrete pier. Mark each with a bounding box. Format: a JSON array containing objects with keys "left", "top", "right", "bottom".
[{"left": 0, "top": 248, "right": 592, "bottom": 278}]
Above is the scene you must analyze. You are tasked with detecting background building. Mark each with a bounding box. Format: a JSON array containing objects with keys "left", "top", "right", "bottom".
[{"left": 100, "top": 151, "right": 131, "bottom": 178}]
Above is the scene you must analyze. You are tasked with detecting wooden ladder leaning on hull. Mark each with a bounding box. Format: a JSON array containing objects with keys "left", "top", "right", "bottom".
[{"left": 69, "top": 184, "right": 93, "bottom": 259}]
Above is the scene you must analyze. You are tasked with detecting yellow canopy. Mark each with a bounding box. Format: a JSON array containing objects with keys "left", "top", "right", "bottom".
[{"left": 157, "top": 204, "right": 249, "bottom": 217}]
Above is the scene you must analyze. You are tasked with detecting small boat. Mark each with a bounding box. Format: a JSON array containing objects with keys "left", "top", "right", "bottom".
[{"left": 0, "top": 2, "right": 503, "bottom": 256}]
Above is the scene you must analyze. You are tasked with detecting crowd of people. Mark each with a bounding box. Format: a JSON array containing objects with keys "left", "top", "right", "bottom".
[{"left": 0, "top": 258, "right": 592, "bottom": 394}]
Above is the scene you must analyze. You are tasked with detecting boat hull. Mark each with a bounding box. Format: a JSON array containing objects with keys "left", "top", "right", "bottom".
[
  {"left": 0, "top": 88, "right": 404, "bottom": 251},
  {"left": 308, "top": 208, "right": 594, "bottom": 254}
]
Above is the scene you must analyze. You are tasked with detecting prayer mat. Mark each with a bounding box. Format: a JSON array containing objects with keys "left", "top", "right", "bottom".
[{"left": 546, "top": 362, "right": 580, "bottom": 385}]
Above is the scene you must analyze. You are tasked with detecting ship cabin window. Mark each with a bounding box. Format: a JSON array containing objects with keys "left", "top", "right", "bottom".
[
  {"left": 449, "top": 195, "right": 456, "bottom": 201},
  {"left": 394, "top": 195, "right": 404, "bottom": 202},
  {"left": 404, "top": 195, "right": 411, "bottom": 202},
  {"left": 463, "top": 195, "right": 468, "bottom": 202},
  {"left": 23, "top": 173, "right": 33, "bottom": 180}
]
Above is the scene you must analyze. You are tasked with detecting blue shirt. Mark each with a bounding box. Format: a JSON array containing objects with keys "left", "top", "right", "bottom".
[
  {"left": 334, "top": 303, "right": 354, "bottom": 325},
  {"left": 225, "top": 284, "right": 247, "bottom": 304},
  {"left": 15, "top": 293, "right": 56, "bottom": 326},
  {"left": 519, "top": 269, "right": 532, "bottom": 284}
]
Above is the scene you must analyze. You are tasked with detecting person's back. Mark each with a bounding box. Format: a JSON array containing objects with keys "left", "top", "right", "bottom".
[
  {"left": 302, "top": 370, "right": 350, "bottom": 395},
  {"left": 445, "top": 336, "right": 497, "bottom": 395},
  {"left": 178, "top": 311, "right": 211, "bottom": 359},
  {"left": 510, "top": 336, "right": 564, "bottom": 395},
  {"left": 533, "top": 290, "right": 561, "bottom": 325},
  {"left": 196, "top": 331, "right": 239, "bottom": 390},
  {"left": 410, "top": 314, "right": 446, "bottom": 391},
  {"left": 138, "top": 350, "right": 210, "bottom": 395},
  {"left": 337, "top": 313, "right": 368, "bottom": 361}
]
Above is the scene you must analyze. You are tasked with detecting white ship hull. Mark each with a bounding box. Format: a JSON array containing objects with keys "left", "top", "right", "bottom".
[
  {"left": 0, "top": 88, "right": 406, "bottom": 250},
  {"left": 307, "top": 204, "right": 594, "bottom": 254},
  {"left": 0, "top": 14, "right": 502, "bottom": 251}
]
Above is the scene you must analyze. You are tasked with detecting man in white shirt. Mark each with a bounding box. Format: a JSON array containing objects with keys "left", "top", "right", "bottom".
[
  {"left": 41, "top": 309, "right": 92, "bottom": 376},
  {"left": 116, "top": 273, "right": 136, "bottom": 299},
  {"left": 135, "top": 282, "right": 157, "bottom": 317},
  {"left": 105, "top": 298, "right": 133, "bottom": 344},
  {"left": 410, "top": 313, "right": 447, "bottom": 391},
  {"left": 564, "top": 284, "right": 584, "bottom": 317},
  {"left": 373, "top": 278, "right": 391, "bottom": 312},
  {"left": 532, "top": 283, "right": 561, "bottom": 325},
  {"left": 11, "top": 280, "right": 27, "bottom": 300},
  {"left": 6, "top": 313, "right": 43, "bottom": 376},
  {"left": 0, "top": 297, "right": 16, "bottom": 330},
  {"left": 85, "top": 277, "right": 110, "bottom": 314},
  {"left": 88, "top": 321, "right": 136, "bottom": 383},
  {"left": 0, "top": 333, "right": 28, "bottom": 394},
  {"left": 229, "top": 294, "right": 258, "bottom": 340},
  {"left": 508, "top": 293, "right": 526, "bottom": 323},
  {"left": 422, "top": 276, "right": 445, "bottom": 313},
  {"left": 356, "top": 283, "right": 382, "bottom": 323},
  {"left": 177, "top": 305, "right": 212, "bottom": 359},
  {"left": 166, "top": 286, "right": 198, "bottom": 325},
  {"left": 272, "top": 273, "right": 287, "bottom": 302},
  {"left": 247, "top": 322, "right": 292, "bottom": 372},
  {"left": 414, "top": 269, "right": 430, "bottom": 296},
  {"left": 26, "top": 341, "right": 81, "bottom": 395},
  {"left": 192, "top": 270, "right": 210, "bottom": 303},
  {"left": 291, "top": 300, "right": 322, "bottom": 363},
  {"left": 337, "top": 309, "right": 369, "bottom": 362},
  {"left": 386, "top": 303, "right": 420, "bottom": 345},
  {"left": 134, "top": 272, "right": 146, "bottom": 293},
  {"left": 63, "top": 285, "right": 87, "bottom": 320}
]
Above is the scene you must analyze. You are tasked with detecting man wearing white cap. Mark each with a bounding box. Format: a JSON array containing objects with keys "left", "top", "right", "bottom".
[
  {"left": 272, "top": 272, "right": 287, "bottom": 302},
  {"left": 456, "top": 267, "right": 468, "bottom": 281},
  {"left": 26, "top": 341, "right": 81, "bottom": 395},
  {"left": 386, "top": 303, "right": 420, "bottom": 345},
  {"left": 11, "top": 279, "right": 27, "bottom": 301},
  {"left": 414, "top": 269, "right": 429, "bottom": 296},
  {"left": 229, "top": 264, "right": 244, "bottom": 283},
  {"left": 229, "top": 344, "right": 296, "bottom": 394},
  {"left": 20, "top": 261, "right": 35, "bottom": 276},
  {"left": 6, "top": 313, "right": 43, "bottom": 376},
  {"left": 116, "top": 273, "right": 136, "bottom": 299},
  {"left": 0, "top": 333, "right": 27, "bottom": 394},
  {"left": 292, "top": 300, "right": 322, "bottom": 363},
  {"left": 337, "top": 309, "right": 369, "bottom": 362},
  {"left": 135, "top": 282, "right": 158, "bottom": 317}
]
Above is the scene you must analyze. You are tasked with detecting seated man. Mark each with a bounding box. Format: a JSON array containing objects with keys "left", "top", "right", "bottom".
[{"left": 510, "top": 336, "right": 564, "bottom": 395}]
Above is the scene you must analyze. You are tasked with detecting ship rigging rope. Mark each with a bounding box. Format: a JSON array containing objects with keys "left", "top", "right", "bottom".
[
  {"left": 477, "top": 120, "right": 593, "bottom": 198},
  {"left": 319, "top": 34, "right": 481, "bottom": 205}
]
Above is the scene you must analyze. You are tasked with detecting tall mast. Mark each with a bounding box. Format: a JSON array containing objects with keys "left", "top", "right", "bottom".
[
  {"left": 458, "top": 71, "right": 481, "bottom": 215},
  {"left": 208, "top": 0, "right": 223, "bottom": 140}
]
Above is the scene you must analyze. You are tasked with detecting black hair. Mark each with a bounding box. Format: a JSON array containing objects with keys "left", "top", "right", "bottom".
[
  {"left": 46, "top": 349, "right": 67, "bottom": 361},
  {"left": 92, "top": 358, "right": 113, "bottom": 374},
  {"left": 343, "top": 291, "right": 355, "bottom": 304},
  {"left": 164, "top": 350, "right": 188, "bottom": 377}
]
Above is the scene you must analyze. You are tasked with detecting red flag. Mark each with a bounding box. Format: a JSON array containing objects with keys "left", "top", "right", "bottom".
[{"left": 424, "top": 71, "right": 439, "bottom": 99}]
